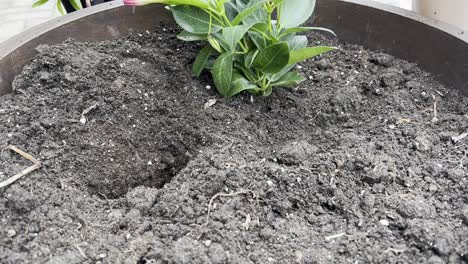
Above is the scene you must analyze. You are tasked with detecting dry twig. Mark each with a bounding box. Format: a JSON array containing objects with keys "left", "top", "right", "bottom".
[
  {"left": 431, "top": 94, "right": 438, "bottom": 124},
  {"left": 74, "top": 244, "right": 88, "bottom": 259},
  {"left": 452, "top": 132, "right": 468, "bottom": 143},
  {"left": 384, "top": 248, "right": 406, "bottom": 254},
  {"left": 80, "top": 104, "right": 98, "bottom": 124},
  {"left": 205, "top": 190, "right": 256, "bottom": 225},
  {"left": 325, "top": 232, "right": 346, "bottom": 241},
  {"left": 0, "top": 145, "right": 41, "bottom": 188}
]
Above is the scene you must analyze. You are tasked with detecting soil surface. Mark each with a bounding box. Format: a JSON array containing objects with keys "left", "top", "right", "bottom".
[{"left": 1, "top": 24, "right": 467, "bottom": 264}]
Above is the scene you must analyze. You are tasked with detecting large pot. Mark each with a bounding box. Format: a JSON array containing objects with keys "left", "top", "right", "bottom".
[{"left": 0, "top": 0, "right": 467, "bottom": 97}]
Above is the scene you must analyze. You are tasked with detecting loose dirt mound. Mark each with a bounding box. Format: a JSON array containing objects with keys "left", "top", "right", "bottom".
[{"left": 0, "top": 25, "right": 467, "bottom": 263}]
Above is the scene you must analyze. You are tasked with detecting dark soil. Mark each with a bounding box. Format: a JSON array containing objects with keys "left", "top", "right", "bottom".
[{"left": 1, "top": 24, "right": 467, "bottom": 264}]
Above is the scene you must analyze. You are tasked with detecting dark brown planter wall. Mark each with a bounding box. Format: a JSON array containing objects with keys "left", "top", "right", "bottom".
[{"left": 0, "top": 0, "right": 467, "bottom": 97}]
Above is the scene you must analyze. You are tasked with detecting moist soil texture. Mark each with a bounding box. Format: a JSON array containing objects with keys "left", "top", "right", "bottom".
[{"left": 0, "top": 24, "right": 467, "bottom": 264}]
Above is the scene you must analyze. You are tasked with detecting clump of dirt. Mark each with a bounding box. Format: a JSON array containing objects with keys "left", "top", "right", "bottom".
[{"left": 0, "top": 24, "right": 467, "bottom": 264}]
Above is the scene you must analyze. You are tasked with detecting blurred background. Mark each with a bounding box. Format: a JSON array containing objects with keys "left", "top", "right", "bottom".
[
  {"left": 0, "top": 0, "right": 59, "bottom": 43},
  {"left": 0, "top": 0, "right": 465, "bottom": 44}
]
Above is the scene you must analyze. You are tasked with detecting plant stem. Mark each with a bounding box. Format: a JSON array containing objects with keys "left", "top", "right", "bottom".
[
  {"left": 267, "top": 10, "right": 273, "bottom": 33},
  {"left": 239, "top": 41, "right": 248, "bottom": 52},
  {"left": 276, "top": 3, "right": 282, "bottom": 32},
  {"left": 206, "top": 9, "right": 225, "bottom": 25}
]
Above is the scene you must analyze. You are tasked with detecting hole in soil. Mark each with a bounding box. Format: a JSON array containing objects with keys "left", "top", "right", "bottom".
[{"left": 85, "top": 143, "right": 190, "bottom": 199}]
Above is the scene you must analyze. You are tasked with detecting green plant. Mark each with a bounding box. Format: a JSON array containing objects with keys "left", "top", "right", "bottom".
[
  {"left": 32, "top": 0, "right": 86, "bottom": 14},
  {"left": 124, "top": 0, "right": 337, "bottom": 97}
]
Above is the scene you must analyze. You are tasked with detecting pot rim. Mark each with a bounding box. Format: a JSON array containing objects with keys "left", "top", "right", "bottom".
[{"left": 1, "top": 0, "right": 466, "bottom": 60}]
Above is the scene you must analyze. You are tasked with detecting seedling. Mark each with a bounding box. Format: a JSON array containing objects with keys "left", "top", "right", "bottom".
[{"left": 125, "top": 0, "right": 337, "bottom": 97}]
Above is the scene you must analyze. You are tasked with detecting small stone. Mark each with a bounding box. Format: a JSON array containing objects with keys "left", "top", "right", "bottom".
[
  {"left": 330, "top": 86, "right": 362, "bottom": 113},
  {"left": 267, "top": 180, "right": 273, "bottom": 186},
  {"left": 204, "top": 240, "right": 212, "bottom": 247},
  {"left": 403, "top": 178, "right": 414, "bottom": 187},
  {"left": 147, "top": 161, "right": 153, "bottom": 165},
  {"left": 362, "top": 173, "right": 382, "bottom": 184},
  {"left": 388, "top": 124, "right": 396, "bottom": 129},
  {"left": 362, "top": 194, "right": 375, "bottom": 207},
  {"left": 414, "top": 134, "right": 433, "bottom": 152},
  {"left": 79, "top": 116, "right": 86, "bottom": 124},
  {"left": 295, "top": 250, "right": 303, "bottom": 263},
  {"left": 126, "top": 186, "right": 160, "bottom": 214},
  {"left": 427, "top": 255, "right": 445, "bottom": 264},
  {"left": 380, "top": 68, "right": 405, "bottom": 88},
  {"left": 379, "top": 219, "right": 390, "bottom": 226},
  {"left": 362, "top": 160, "right": 392, "bottom": 184},
  {"left": 204, "top": 99, "right": 217, "bottom": 109},
  {"left": 277, "top": 140, "right": 318, "bottom": 165},
  {"left": 205, "top": 85, "right": 211, "bottom": 90},
  {"left": 406, "top": 80, "right": 423, "bottom": 90},
  {"left": 306, "top": 214, "right": 318, "bottom": 224},
  {"left": 445, "top": 168, "right": 465, "bottom": 182},
  {"left": 98, "top": 253, "right": 106, "bottom": 259},
  {"left": 370, "top": 53, "right": 393, "bottom": 67},
  {"left": 397, "top": 196, "right": 436, "bottom": 219},
  {"left": 439, "top": 131, "right": 458, "bottom": 142},
  {"left": 7, "top": 229, "right": 16, "bottom": 237},
  {"left": 315, "top": 59, "right": 331, "bottom": 70},
  {"left": 259, "top": 227, "right": 274, "bottom": 239},
  {"left": 434, "top": 238, "right": 451, "bottom": 256}
]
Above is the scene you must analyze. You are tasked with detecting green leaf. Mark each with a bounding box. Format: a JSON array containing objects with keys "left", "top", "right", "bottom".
[
  {"left": 153, "top": 0, "right": 210, "bottom": 9},
  {"left": 248, "top": 32, "right": 269, "bottom": 50},
  {"left": 250, "top": 23, "right": 269, "bottom": 34},
  {"left": 205, "top": 58, "right": 216, "bottom": 70},
  {"left": 225, "top": 1, "right": 239, "bottom": 21},
  {"left": 253, "top": 42, "right": 290, "bottom": 74},
  {"left": 244, "top": 50, "right": 259, "bottom": 68},
  {"left": 56, "top": 0, "right": 65, "bottom": 15},
  {"left": 32, "top": 0, "right": 49, "bottom": 8},
  {"left": 222, "top": 25, "right": 251, "bottom": 52},
  {"left": 271, "top": 71, "right": 305, "bottom": 87},
  {"left": 226, "top": 70, "right": 259, "bottom": 97},
  {"left": 177, "top": 30, "right": 208, "bottom": 41},
  {"left": 289, "top": 46, "right": 337, "bottom": 64},
  {"left": 267, "top": 65, "right": 293, "bottom": 82},
  {"left": 69, "top": 0, "right": 83, "bottom": 10},
  {"left": 212, "top": 53, "right": 234, "bottom": 96},
  {"left": 281, "top": 27, "right": 336, "bottom": 37},
  {"left": 208, "top": 34, "right": 223, "bottom": 52},
  {"left": 280, "top": 0, "right": 316, "bottom": 28},
  {"left": 192, "top": 46, "right": 214, "bottom": 77},
  {"left": 283, "top": 35, "right": 308, "bottom": 51},
  {"left": 248, "top": 23, "right": 274, "bottom": 49},
  {"left": 231, "top": 0, "right": 268, "bottom": 26},
  {"left": 212, "top": 33, "right": 231, "bottom": 52},
  {"left": 239, "top": 0, "right": 268, "bottom": 26},
  {"left": 236, "top": 63, "right": 257, "bottom": 82},
  {"left": 262, "top": 86, "right": 273, "bottom": 96},
  {"left": 171, "top": 5, "right": 222, "bottom": 34}
]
